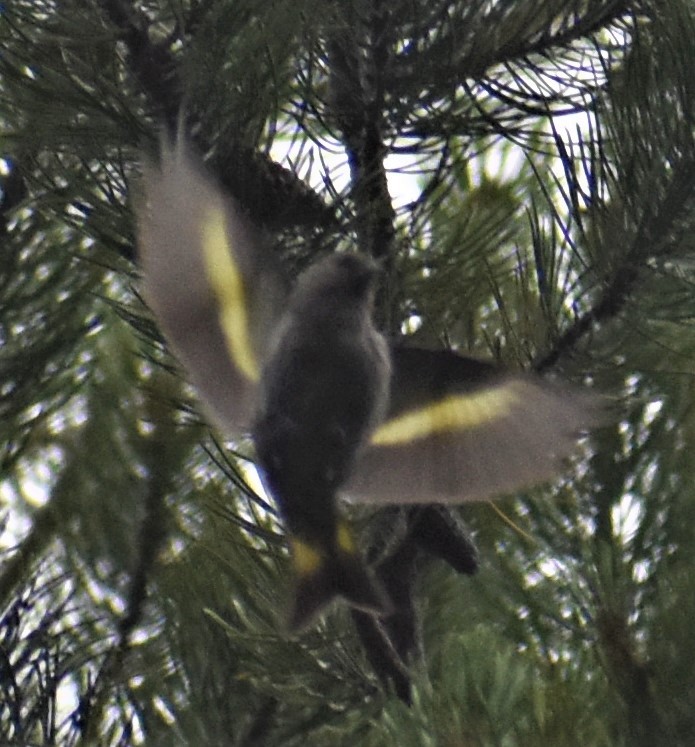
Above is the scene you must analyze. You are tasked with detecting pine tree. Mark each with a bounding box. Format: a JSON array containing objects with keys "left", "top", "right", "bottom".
[{"left": 1, "top": 1, "right": 694, "bottom": 745}]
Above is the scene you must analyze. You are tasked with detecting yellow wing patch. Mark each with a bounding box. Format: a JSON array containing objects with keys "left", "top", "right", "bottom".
[
  {"left": 201, "top": 205, "right": 260, "bottom": 383},
  {"left": 371, "top": 381, "right": 523, "bottom": 446}
]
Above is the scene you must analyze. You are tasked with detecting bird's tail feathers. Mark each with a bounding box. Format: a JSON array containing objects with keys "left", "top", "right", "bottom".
[{"left": 288, "top": 522, "right": 391, "bottom": 631}]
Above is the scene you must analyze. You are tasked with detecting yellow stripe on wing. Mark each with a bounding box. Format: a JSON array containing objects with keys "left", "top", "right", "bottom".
[
  {"left": 201, "top": 205, "right": 260, "bottom": 383},
  {"left": 371, "top": 381, "right": 523, "bottom": 446}
]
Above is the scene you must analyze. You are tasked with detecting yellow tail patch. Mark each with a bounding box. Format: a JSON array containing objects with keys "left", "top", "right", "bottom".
[
  {"left": 336, "top": 521, "right": 357, "bottom": 555},
  {"left": 290, "top": 537, "right": 324, "bottom": 576}
]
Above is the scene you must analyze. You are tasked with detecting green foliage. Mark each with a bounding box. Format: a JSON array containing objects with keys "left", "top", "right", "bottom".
[{"left": 1, "top": 1, "right": 695, "bottom": 745}]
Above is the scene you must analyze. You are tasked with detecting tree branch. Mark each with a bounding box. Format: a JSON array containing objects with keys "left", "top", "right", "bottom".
[
  {"left": 535, "top": 159, "right": 695, "bottom": 372},
  {"left": 97, "top": 0, "right": 336, "bottom": 239}
]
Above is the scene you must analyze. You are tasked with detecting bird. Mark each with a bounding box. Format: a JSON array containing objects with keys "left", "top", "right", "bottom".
[
  {"left": 136, "top": 138, "right": 599, "bottom": 631},
  {"left": 252, "top": 252, "right": 393, "bottom": 628}
]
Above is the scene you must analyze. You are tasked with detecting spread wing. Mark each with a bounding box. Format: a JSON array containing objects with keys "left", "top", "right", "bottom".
[
  {"left": 136, "top": 141, "right": 288, "bottom": 435},
  {"left": 346, "top": 347, "right": 598, "bottom": 504}
]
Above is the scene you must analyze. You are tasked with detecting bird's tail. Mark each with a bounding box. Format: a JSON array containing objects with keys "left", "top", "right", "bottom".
[{"left": 287, "top": 521, "right": 392, "bottom": 631}]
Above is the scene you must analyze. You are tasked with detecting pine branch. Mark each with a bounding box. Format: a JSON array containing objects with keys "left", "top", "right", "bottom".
[
  {"left": 596, "top": 607, "right": 663, "bottom": 746},
  {"left": 77, "top": 464, "right": 167, "bottom": 745},
  {"left": 534, "top": 264, "right": 637, "bottom": 372},
  {"left": 96, "top": 0, "right": 180, "bottom": 130},
  {"left": 240, "top": 697, "right": 279, "bottom": 747},
  {"left": 96, "top": 0, "right": 335, "bottom": 239},
  {"left": 491, "top": 1, "right": 634, "bottom": 68},
  {"left": 0, "top": 160, "right": 27, "bottom": 237},
  {"left": 327, "top": 4, "right": 397, "bottom": 335},
  {"left": 392, "top": 1, "right": 636, "bottom": 140},
  {"left": 535, "top": 158, "right": 695, "bottom": 372}
]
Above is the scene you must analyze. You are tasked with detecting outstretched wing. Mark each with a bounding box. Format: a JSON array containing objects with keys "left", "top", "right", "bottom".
[
  {"left": 136, "top": 141, "right": 288, "bottom": 435},
  {"left": 346, "top": 347, "right": 598, "bottom": 504}
]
